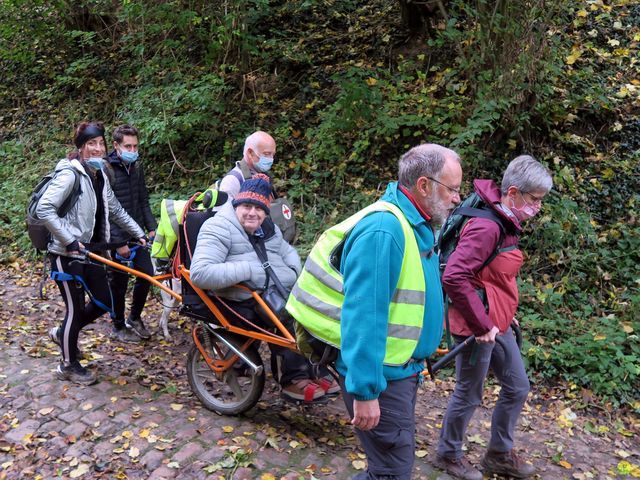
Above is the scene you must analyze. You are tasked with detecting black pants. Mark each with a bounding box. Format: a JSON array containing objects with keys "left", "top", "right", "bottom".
[
  {"left": 213, "top": 297, "right": 311, "bottom": 386},
  {"left": 109, "top": 246, "right": 154, "bottom": 327},
  {"left": 50, "top": 254, "right": 114, "bottom": 363}
]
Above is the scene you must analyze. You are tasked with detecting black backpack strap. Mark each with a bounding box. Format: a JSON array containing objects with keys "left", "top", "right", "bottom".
[{"left": 57, "top": 168, "right": 82, "bottom": 217}]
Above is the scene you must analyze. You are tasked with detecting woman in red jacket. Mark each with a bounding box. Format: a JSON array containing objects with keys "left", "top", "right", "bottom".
[{"left": 434, "top": 155, "right": 552, "bottom": 480}]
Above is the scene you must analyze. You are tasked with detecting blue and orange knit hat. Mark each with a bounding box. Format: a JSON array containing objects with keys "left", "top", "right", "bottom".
[{"left": 232, "top": 173, "right": 272, "bottom": 214}]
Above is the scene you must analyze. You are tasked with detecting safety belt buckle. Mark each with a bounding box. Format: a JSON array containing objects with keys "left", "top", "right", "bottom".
[{"left": 261, "top": 261, "right": 270, "bottom": 269}]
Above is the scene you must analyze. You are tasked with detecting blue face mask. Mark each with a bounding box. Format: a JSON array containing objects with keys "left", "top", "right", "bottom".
[
  {"left": 255, "top": 156, "right": 274, "bottom": 172},
  {"left": 119, "top": 150, "right": 139, "bottom": 164},
  {"left": 86, "top": 157, "right": 104, "bottom": 170}
]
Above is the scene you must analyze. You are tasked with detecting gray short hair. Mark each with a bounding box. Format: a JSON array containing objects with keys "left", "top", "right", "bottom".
[
  {"left": 501, "top": 155, "right": 553, "bottom": 195},
  {"left": 398, "top": 144, "right": 460, "bottom": 188}
]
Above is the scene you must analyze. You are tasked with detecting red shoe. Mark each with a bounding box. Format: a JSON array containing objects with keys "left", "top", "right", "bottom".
[
  {"left": 281, "top": 379, "right": 325, "bottom": 403},
  {"left": 316, "top": 376, "right": 340, "bottom": 395}
]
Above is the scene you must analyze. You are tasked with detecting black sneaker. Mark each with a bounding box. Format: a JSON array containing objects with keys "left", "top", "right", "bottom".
[
  {"left": 125, "top": 317, "right": 151, "bottom": 339},
  {"left": 110, "top": 326, "right": 142, "bottom": 343},
  {"left": 56, "top": 361, "right": 97, "bottom": 386},
  {"left": 48, "top": 326, "right": 85, "bottom": 359}
]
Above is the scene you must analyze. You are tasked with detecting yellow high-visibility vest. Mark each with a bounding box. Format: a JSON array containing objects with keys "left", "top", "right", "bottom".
[{"left": 286, "top": 201, "right": 425, "bottom": 366}]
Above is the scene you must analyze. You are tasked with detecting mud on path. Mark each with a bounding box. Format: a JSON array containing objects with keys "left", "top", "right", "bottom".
[{"left": 0, "top": 264, "right": 638, "bottom": 479}]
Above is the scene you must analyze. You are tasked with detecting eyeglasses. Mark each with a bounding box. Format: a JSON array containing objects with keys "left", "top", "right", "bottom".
[
  {"left": 522, "top": 191, "right": 544, "bottom": 205},
  {"left": 427, "top": 177, "right": 461, "bottom": 196}
]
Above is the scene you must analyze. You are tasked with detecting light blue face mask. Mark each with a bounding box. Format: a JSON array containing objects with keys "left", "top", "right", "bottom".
[
  {"left": 255, "top": 155, "right": 274, "bottom": 172},
  {"left": 85, "top": 157, "right": 105, "bottom": 170},
  {"left": 119, "top": 150, "right": 139, "bottom": 164}
]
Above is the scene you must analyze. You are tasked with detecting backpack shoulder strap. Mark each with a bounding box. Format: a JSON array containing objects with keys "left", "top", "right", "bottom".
[
  {"left": 57, "top": 168, "right": 82, "bottom": 217},
  {"left": 458, "top": 205, "right": 512, "bottom": 270}
]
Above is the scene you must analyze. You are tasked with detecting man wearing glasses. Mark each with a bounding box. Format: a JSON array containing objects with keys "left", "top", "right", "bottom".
[{"left": 433, "top": 155, "right": 552, "bottom": 480}]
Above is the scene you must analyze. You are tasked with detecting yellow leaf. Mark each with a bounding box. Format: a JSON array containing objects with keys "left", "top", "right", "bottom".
[
  {"left": 170, "top": 403, "right": 183, "bottom": 411},
  {"left": 558, "top": 460, "right": 572, "bottom": 469},
  {"left": 167, "top": 462, "right": 180, "bottom": 469},
  {"left": 415, "top": 450, "right": 428, "bottom": 458},
  {"left": 261, "top": 474, "right": 277, "bottom": 480},
  {"left": 366, "top": 77, "right": 378, "bottom": 86},
  {"left": 608, "top": 39, "right": 620, "bottom": 47},
  {"left": 38, "top": 407, "right": 54, "bottom": 416},
  {"left": 289, "top": 440, "right": 301, "bottom": 448},
  {"left": 622, "top": 323, "right": 634, "bottom": 333},
  {"left": 576, "top": 9, "right": 588, "bottom": 17},
  {"left": 128, "top": 447, "right": 140, "bottom": 458},
  {"left": 352, "top": 460, "right": 366, "bottom": 470},
  {"left": 565, "top": 48, "right": 582, "bottom": 65},
  {"left": 122, "top": 430, "right": 133, "bottom": 439},
  {"left": 69, "top": 464, "right": 90, "bottom": 478},
  {"left": 222, "top": 426, "right": 234, "bottom": 433},
  {"left": 593, "top": 334, "right": 606, "bottom": 341},
  {"left": 81, "top": 403, "right": 92, "bottom": 411}
]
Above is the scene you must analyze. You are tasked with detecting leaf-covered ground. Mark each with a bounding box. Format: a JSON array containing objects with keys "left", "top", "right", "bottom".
[{"left": 0, "top": 261, "right": 638, "bottom": 479}]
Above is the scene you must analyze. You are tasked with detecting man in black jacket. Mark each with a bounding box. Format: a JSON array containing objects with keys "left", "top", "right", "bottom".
[{"left": 108, "top": 124, "right": 157, "bottom": 342}]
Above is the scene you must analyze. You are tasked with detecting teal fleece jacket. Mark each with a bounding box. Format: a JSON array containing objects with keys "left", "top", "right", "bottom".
[{"left": 335, "top": 182, "right": 444, "bottom": 401}]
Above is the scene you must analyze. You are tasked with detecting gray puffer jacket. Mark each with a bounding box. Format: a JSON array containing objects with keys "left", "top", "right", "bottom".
[
  {"left": 190, "top": 202, "right": 301, "bottom": 301},
  {"left": 36, "top": 158, "right": 145, "bottom": 256}
]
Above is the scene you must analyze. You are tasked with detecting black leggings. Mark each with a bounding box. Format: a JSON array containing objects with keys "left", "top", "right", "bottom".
[
  {"left": 109, "top": 246, "right": 154, "bottom": 326},
  {"left": 50, "top": 254, "right": 114, "bottom": 363}
]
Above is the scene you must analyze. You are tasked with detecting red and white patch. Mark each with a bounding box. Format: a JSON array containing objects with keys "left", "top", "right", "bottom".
[{"left": 281, "top": 204, "right": 292, "bottom": 220}]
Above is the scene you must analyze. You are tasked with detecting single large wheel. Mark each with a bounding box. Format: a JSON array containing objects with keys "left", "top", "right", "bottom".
[{"left": 187, "top": 328, "right": 265, "bottom": 415}]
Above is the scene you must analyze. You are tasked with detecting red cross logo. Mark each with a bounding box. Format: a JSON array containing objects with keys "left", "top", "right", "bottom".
[{"left": 282, "top": 204, "right": 292, "bottom": 220}]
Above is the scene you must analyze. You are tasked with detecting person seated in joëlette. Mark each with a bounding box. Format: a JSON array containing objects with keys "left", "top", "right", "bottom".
[{"left": 190, "top": 173, "right": 338, "bottom": 402}]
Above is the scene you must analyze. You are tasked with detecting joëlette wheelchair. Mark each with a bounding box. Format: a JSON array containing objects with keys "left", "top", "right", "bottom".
[
  {"left": 86, "top": 192, "right": 300, "bottom": 415},
  {"left": 85, "top": 192, "right": 510, "bottom": 416}
]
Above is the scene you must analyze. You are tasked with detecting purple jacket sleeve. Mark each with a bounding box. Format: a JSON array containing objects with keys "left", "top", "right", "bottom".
[{"left": 442, "top": 218, "right": 501, "bottom": 336}]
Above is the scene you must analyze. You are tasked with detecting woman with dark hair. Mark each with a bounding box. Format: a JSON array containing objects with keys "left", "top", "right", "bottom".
[{"left": 36, "top": 121, "right": 147, "bottom": 385}]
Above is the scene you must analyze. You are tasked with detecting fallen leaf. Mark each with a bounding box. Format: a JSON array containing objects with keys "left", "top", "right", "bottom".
[
  {"left": 38, "top": 407, "right": 54, "bottom": 416},
  {"left": 222, "top": 426, "right": 234, "bottom": 433},
  {"left": 69, "top": 464, "right": 90, "bottom": 478},
  {"left": 352, "top": 460, "right": 366, "bottom": 470},
  {"left": 558, "top": 460, "right": 572, "bottom": 469},
  {"left": 170, "top": 403, "right": 183, "bottom": 411},
  {"left": 128, "top": 447, "right": 140, "bottom": 458}
]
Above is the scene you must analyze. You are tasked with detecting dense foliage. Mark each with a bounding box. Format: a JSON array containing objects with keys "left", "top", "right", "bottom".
[{"left": 1, "top": 0, "right": 638, "bottom": 406}]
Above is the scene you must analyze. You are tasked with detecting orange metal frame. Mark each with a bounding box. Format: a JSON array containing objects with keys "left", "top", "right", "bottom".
[
  {"left": 87, "top": 251, "right": 298, "bottom": 350},
  {"left": 87, "top": 251, "right": 448, "bottom": 378}
]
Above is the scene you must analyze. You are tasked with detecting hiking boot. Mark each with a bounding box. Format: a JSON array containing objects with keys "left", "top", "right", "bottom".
[
  {"left": 56, "top": 361, "right": 97, "bottom": 386},
  {"left": 110, "top": 326, "right": 142, "bottom": 343},
  {"left": 433, "top": 454, "right": 483, "bottom": 480},
  {"left": 48, "top": 326, "right": 85, "bottom": 359},
  {"left": 481, "top": 450, "right": 537, "bottom": 479},
  {"left": 125, "top": 317, "right": 151, "bottom": 339}
]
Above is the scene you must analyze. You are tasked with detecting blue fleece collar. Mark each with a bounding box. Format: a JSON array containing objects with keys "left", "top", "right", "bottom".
[{"left": 381, "top": 182, "right": 428, "bottom": 228}]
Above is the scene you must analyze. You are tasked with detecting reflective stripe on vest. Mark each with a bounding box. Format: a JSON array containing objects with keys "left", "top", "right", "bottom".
[
  {"left": 286, "top": 201, "right": 426, "bottom": 366},
  {"left": 150, "top": 199, "right": 187, "bottom": 260}
]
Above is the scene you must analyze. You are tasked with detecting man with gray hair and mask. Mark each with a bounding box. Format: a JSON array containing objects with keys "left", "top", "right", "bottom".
[
  {"left": 218, "top": 131, "right": 296, "bottom": 243},
  {"left": 218, "top": 131, "right": 277, "bottom": 199},
  {"left": 286, "top": 143, "right": 462, "bottom": 479}
]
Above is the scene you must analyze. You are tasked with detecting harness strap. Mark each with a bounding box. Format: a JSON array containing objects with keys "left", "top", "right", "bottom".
[{"left": 50, "top": 270, "right": 114, "bottom": 315}]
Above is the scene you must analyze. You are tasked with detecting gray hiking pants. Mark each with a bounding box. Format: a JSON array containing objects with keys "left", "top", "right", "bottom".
[
  {"left": 437, "top": 330, "right": 529, "bottom": 459},
  {"left": 340, "top": 375, "right": 419, "bottom": 480}
]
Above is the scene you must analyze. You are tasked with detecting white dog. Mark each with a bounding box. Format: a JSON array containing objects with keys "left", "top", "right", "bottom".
[{"left": 152, "top": 257, "right": 181, "bottom": 340}]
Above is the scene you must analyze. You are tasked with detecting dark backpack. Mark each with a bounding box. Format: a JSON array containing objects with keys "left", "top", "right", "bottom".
[
  {"left": 26, "top": 168, "right": 82, "bottom": 251},
  {"left": 436, "top": 192, "right": 514, "bottom": 275}
]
